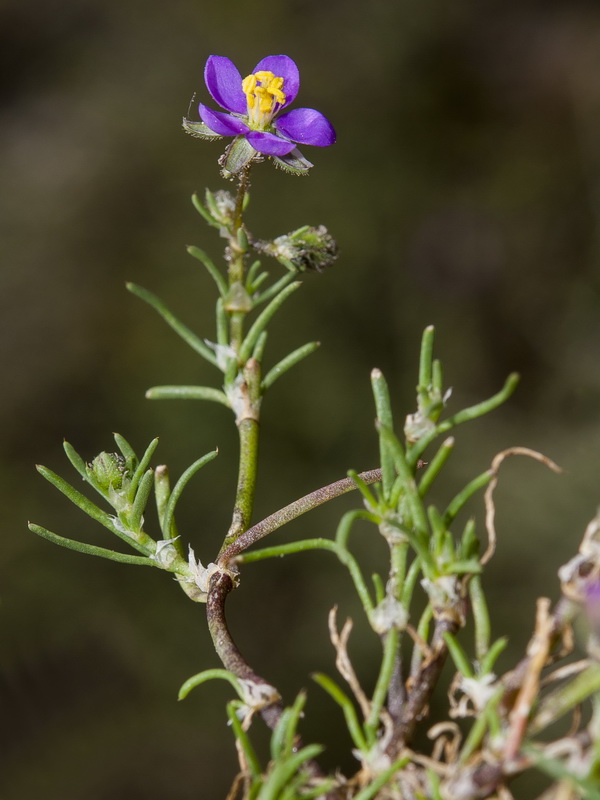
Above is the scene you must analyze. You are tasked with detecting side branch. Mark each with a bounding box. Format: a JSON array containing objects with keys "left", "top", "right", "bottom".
[{"left": 219, "top": 468, "right": 382, "bottom": 565}]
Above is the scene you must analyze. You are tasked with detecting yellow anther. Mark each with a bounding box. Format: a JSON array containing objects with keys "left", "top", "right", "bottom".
[
  {"left": 242, "top": 70, "right": 287, "bottom": 129},
  {"left": 242, "top": 74, "right": 257, "bottom": 94}
]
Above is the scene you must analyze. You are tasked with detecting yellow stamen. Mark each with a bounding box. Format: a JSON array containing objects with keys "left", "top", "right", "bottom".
[{"left": 242, "top": 70, "right": 287, "bottom": 129}]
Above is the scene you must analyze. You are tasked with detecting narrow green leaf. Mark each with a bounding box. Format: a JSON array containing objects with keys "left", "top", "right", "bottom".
[
  {"left": 28, "top": 524, "right": 156, "bottom": 567},
  {"left": 145, "top": 386, "right": 230, "bottom": 406},
  {"left": 216, "top": 298, "right": 228, "bottom": 346},
  {"left": 62, "top": 440, "right": 88, "bottom": 482},
  {"left": 372, "top": 572, "right": 385, "bottom": 604},
  {"left": 346, "top": 470, "right": 378, "bottom": 510},
  {"left": 191, "top": 191, "right": 218, "bottom": 226},
  {"left": 408, "top": 372, "right": 520, "bottom": 465},
  {"left": 418, "top": 437, "right": 454, "bottom": 498},
  {"left": 531, "top": 664, "right": 600, "bottom": 733},
  {"left": 371, "top": 368, "right": 395, "bottom": 502},
  {"left": 312, "top": 673, "right": 368, "bottom": 752},
  {"left": 129, "top": 468, "right": 154, "bottom": 533},
  {"left": 443, "top": 632, "right": 474, "bottom": 678},
  {"left": 432, "top": 358, "right": 443, "bottom": 395},
  {"left": 418, "top": 325, "right": 435, "bottom": 399},
  {"left": 446, "top": 559, "right": 481, "bottom": 574},
  {"left": 162, "top": 450, "right": 219, "bottom": 539},
  {"left": 443, "top": 470, "right": 493, "bottom": 525},
  {"left": 246, "top": 259, "right": 263, "bottom": 287},
  {"left": 470, "top": 574, "right": 491, "bottom": 660},
  {"left": 36, "top": 465, "right": 115, "bottom": 531},
  {"left": 351, "top": 757, "right": 410, "bottom": 800},
  {"left": 479, "top": 637, "right": 508, "bottom": 675},
  {"left": 439, "top": 374, "right": 520, "bottom": 433},
  {"left": 248, "top": 270, "right": 269, "bottom": 294},
  {"left": 252, "top": 330, "right": 268, "bottom": 361},
  {"left": 401, "top": 556, "right": 422, "bottom": 608},
  {"left": 128, "top": 437, "right": 159, "bottom": 502},
  {"left": 251, "top": 271, "right": 295, "bottom": 306},
  {"left": 239, "top": 281, "right": 302, "bottom": 362},
  {"left": 178, "top": 668, "right": 244, "bottom": 701},
  {"left": 126, "top": 282, "right": 218, "bottom": 367},
  {"left": 226, "top": 702, "right": 262, "bottom": 778},
  {"left": 378, "top": 424, "right": 429, "bottom": 535},
  {"left": 154, "top": 465, "right": 172, "bottom": 538},
  {"left": 260, "top": 745, "right": 324, "bottom": 800},
  {"left": 262, "top": 342, "right": 320, "bottom": 391},
  {"left": 187, "top": 245, "right": 228, "bottom": 296},
  {"left": 113, "top": 433, "right": 137, "bottom": 463}
]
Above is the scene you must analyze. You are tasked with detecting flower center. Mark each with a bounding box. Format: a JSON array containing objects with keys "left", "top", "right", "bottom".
[{"left": 241, "top": 70, "right": 286, "bottom": 129}]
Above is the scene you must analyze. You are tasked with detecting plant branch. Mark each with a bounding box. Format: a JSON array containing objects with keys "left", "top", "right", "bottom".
[{"left": 218, "top": 468, "right": 382, "bottom": 565}]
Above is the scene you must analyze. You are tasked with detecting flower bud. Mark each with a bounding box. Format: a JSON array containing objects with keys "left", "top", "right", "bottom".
[
  {"left": 86, "top": 452, "right": 129, "bottom": 491},
  {"left": 258, "top": 225, "right": 338, "bottom": 273}
]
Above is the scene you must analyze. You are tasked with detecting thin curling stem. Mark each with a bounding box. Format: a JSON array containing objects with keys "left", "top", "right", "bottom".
[{"left": 218, "top": 468, "right": 382, "bottom": 565}]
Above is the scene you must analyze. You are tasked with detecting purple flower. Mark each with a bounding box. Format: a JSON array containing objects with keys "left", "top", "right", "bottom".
[{"left": 184, "top": 55, "right": 336, "bottom": 175}]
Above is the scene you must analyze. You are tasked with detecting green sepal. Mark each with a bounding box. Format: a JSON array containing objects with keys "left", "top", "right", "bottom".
[
  {"left": 220, "top": 136, "right": 258, "bottom": 178},
  {"left": 271, "top": 146, "right": 313, "bottom": 175},
  {"left": 182, "top": 118, "right": 223, "bottom": 140}
]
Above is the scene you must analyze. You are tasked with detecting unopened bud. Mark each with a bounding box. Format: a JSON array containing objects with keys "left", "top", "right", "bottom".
[
  {"left": 259, "top": 225, "right": 338, "bottom": 273},
  {"left": 86, "top": 452, "right": 129, "bottom": 491}
]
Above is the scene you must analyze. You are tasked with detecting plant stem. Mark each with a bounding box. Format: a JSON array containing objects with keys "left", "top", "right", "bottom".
[{"left": 218, "top": 468, "right": 382, "bottom": 565}]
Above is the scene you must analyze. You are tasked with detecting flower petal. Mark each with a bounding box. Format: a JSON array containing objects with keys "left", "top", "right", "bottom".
[
  {"left": 246, "top": 131, "right": 296, "bottom": 156},
  {"left": 204, "top": 55, "right": 246, "bottom": 114},
  {"left": 275, "top": 108, "right": 336, "bottom": 147},
  {"left": 252, "top": 55, "right": 300, "bottom": 107},
  {"left": 199, "top": 104, "right": 249, "bottom": 136}
]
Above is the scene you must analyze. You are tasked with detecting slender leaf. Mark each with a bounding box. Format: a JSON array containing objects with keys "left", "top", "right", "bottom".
[
  {"left": 187, "top": 245, "right": 228, "bottom": 296},
  {"left": 239, "top": 281, "right": 301, "bottom": 362},
  {"left": 127, "top": 282, "right": 218, "bottom": 367},
  {"left": 145, "top": 386, "right": 230, "bottom": 406},
  {"left": 128, "top": 437, "right": 159, "bottom": 502},
  {"left": 162, "top": 450, "right": 219, "bottom": 539},
  {"left": 28, "top": 524, "right": 156, "bottom": 567}
]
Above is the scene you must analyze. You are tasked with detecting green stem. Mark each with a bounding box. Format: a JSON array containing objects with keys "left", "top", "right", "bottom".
[{"left": 218, "top": 417, "right": 259, "bottom": 558}]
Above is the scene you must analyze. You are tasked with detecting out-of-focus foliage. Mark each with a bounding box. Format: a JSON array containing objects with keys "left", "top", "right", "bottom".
[{"left": 3, "top": 0, "right": 600, "bottom": 797}]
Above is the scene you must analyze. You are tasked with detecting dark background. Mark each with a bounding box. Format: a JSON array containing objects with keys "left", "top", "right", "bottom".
[{"left": 3, "top": 0, "right": 600, "bottom": 797}]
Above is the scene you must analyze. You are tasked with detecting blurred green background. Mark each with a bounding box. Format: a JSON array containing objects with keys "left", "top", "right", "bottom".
[{"left": 3, "top": 0, "right": 600, "bottom": 797}]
